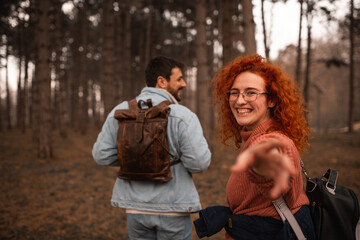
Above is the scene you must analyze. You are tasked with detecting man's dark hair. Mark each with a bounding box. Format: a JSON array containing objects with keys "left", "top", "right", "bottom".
[{"left": 145, "top": 56, "right": 184, "bottom": 87}]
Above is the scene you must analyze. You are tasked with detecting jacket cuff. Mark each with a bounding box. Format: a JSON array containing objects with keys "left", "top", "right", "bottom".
[{"left": 193, "top": 206, "right": 232, "bottom": 238}]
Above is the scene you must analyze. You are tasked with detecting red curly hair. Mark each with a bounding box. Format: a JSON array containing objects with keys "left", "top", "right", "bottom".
[{"left": 212, "top": 54, "right": 309, "bottom": 152}]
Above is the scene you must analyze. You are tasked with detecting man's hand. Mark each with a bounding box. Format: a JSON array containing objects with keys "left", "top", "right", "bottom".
[{"left": 230, "top": 140, "right": 296, "bottom": 200}]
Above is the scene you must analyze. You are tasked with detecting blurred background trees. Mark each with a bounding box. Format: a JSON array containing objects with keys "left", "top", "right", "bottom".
[{"left": 0, "top": 0, "right": 359, "bottom": 158}]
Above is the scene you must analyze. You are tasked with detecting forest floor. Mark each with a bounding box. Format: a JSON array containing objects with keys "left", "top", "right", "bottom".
[{"left": 0, "top": 127, "right": 359, "bottom": 240}]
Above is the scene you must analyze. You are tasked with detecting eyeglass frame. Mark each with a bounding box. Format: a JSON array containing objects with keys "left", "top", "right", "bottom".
[{"left": 225, "top": 89, "right": 268, "bottom": 102}]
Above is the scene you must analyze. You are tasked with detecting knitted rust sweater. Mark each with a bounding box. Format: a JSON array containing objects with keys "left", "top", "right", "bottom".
[{"left": 226, "top": 119, "right": 309, "bottom": 220}]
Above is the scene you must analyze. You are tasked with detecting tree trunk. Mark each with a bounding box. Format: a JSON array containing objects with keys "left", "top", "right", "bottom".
[
  {"left": 54, "top": 0, "right": 67, "bottom": 138},
  {"left": 34, "top": 0, "right": 52, "bottom": 158},
  {"left": 69, "top": 71, "right": 79, "bottom": 130},
  {"left": 17, "top": 21, "right": 23, "bottom": 129},
  {"left": 222, "top": 0, "right": 232, "bottom": 65},
  {"left": 137, "top": 26, "right": 145, "bottom": 93},
  {"left": 180, "top": 19, "right": 193, "bottom": 111},
  {"left": 91, "top": 81, "right": 100, "bottom": 126},
  {"left": 0, "top": 71, "right": 2, "bottom": 131},
  {"left": 295, "top": 0, "right": 304, "bottom": 85},
  {"left": 5, "top": 42, "right": 11, "bottom": 130},
  {"left": 242, "top": 0, "right": 257, "bottom": 55},
  {"left": 70, "top": 20, "right": 80, "bottom": 129},
  {"left": 195, "top": 0, "right": 211, "bottom": 143},
  {"left": 101, "top": 0, "right": 116, "bottom": 116},
  {"left": 114, "top": 6, "right": 123, "bottom": 104},
  {"left": 261, "top": 0, "right": 269, "bottom": 58},
  {"left": 145, "top": 1, "right": 153, "bottom": 67},
  {"left": 348, "top": 0, "right": 354, "bottom": 133},
  {"left": 207, "top": 0, "right": 216, "bottom": 78},
  {"left": 79, "top": 1, "right": 89, "bottom": 135},
  {"left": 304, "top": 0, "right": 313, "bottom": 114},
  {"left": 16, "top": 54, "right": 23, "bottom": 129},
  {"left": 122, "top": 3, "right": 132, "bottom": 99},
  {"left": 23, "top": 47, "right": 29, "bottom": 133},
  {"left": 208, "top": 0, "right": 216, "bottom": 141}
]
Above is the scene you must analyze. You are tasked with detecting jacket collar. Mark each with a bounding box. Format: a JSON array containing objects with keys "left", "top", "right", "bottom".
[{"left": 141, "top": 87, "right": 179, "bottom": 104}]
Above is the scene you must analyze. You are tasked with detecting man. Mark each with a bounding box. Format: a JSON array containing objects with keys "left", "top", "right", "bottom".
[{"left": 92, "top": 56, "right": 211, "bottom": 240}]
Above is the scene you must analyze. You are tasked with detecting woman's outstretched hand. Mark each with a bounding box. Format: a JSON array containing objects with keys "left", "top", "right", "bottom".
[{"left": 231, "top": 140, "right": 296, "bottom": 200}]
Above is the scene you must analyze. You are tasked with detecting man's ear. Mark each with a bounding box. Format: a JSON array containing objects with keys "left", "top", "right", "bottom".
[{"left": 156, "top": 76, "right": 167, "bottom": 89}]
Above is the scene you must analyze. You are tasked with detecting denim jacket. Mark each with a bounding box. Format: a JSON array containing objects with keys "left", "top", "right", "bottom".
[{"left": 92, "top": 87, "right": 211, "bottom": 213}]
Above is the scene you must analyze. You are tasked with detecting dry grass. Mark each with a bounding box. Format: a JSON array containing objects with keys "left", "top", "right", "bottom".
[{"left": 0, "top": 128, "right": 359, "bottom": 239}]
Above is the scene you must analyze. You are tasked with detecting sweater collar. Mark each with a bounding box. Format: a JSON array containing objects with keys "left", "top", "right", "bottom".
[{"left": 240, "top": 118, "right": 275, "bottom": 142}]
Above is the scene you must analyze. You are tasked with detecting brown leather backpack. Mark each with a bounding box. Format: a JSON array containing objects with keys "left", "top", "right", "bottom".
[{"left": 114, "top": 98, "right": 180, "bottom": 183}]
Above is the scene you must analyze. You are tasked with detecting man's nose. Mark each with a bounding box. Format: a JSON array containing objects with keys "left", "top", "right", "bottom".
[{"left": 181, "top": 79, "right": 187, "bottom": 88}]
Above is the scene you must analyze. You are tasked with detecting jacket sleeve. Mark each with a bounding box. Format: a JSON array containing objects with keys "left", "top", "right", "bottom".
[
  {"left": 193, "top": 206, "right": 232, "bottom": 238},
  {"left": 92, "top": 111, "right": 120, "bottom": 167},
  {"left": 177, "top": 112, "right": 211, "bottom": 173}
]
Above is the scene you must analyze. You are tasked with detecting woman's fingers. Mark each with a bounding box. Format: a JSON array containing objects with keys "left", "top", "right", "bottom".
[{"left": 230, "top": 140, "right": 296, "bottom": 199}]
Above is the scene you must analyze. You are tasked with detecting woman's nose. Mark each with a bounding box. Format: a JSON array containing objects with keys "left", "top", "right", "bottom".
[{"left": 235, "top": 93, "right": 247, "bottom": 104}]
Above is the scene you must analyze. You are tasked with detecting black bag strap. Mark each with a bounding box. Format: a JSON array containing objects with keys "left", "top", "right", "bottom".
[
  {"left": 300, "top": 158, "right": 309, "bottom": 180},
  {"left": 301, "top": 157, "right": 338, "bottom": 195},
  {"left": 323, "top": 169, "right": 338, "bottom": 195}
]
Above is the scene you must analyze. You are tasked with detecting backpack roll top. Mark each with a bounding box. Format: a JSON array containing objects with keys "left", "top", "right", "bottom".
[{"left": 114, "top": 98, "right": 178, "bottom": 183}]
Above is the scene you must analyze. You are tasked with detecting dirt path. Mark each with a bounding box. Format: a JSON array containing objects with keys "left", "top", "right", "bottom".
[{"left": 0, "top": 129, "right": 359, "bottom": 239}]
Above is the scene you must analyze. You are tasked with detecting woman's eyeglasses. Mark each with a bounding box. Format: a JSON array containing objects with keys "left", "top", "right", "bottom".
[{"left": 226, "top": 90, "right": 268, "bottom": 102}]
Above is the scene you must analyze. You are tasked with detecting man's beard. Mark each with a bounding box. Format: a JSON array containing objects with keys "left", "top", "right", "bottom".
[{"left": 167, "top": 87, "right": 183, "bottom": 102}]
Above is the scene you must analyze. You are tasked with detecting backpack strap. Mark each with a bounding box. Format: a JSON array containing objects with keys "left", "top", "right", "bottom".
[
  {"left": 156, "top": 100, "right": 181, "bottom": 167},
  {"left": 128, "top": 98, "right": 180, "bottom": 167},
  {"left": 170, "top": 160, "right": 181, "bottom": 166},
  {"left": 131, "top": 99, "right": 171, "bottom": 111},
  {"left": 128, "top": 98, "right": 139, "bottom": 110},
  {"left": 158, "top": 100, "right": 172, "bottom": 106},
  {"left": 127, "top": 98, "right": 145, "bottom": 142},
  {"left": 273, "top": 197, "right": 307, "bottom": 240}
]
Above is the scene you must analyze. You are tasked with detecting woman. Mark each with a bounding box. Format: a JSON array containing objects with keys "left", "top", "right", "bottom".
[{"left": 212, "top": 54, "right": 315, "bottom": 239}]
